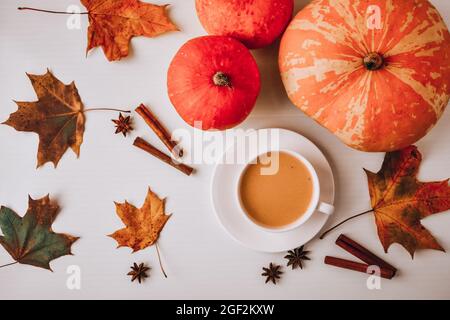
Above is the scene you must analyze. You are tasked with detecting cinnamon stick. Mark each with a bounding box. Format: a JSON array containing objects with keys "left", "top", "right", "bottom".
[
  {"left": 135, "top": 104, "right": 183, "bottom": 158},
  {"left": 324, "top": 256, "right": 395, "bottom": 279},
  {"left": 336, "top": 234, "right": 397, "bottom": 275},
  {"left": 133, "top": 137, "right": 193, "bottom": 176}
]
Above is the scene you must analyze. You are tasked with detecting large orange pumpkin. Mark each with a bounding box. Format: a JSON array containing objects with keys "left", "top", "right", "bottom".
[{"left": 279, "top": 0, "right": 450, "bottom": 152}]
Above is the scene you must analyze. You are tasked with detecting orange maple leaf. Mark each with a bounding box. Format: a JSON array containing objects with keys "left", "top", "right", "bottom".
[
  {"left": 109, "top": 188, "right": 171, "bottom": 252},
  {"left": 81, "top": 0, "right": 178, "bottom": 61},
  {"left": 365, "top": 146, "right": 450, "bottom": 257}
]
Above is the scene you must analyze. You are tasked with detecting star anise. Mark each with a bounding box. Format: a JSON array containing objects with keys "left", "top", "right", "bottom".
[
  {"left": 261, "top": 263, "right": 283, "bottom": 284},
  {"left": 284, "top": 245, "right": 311, "bottom": 270},
  {"left": 127, "top": 262, "right": 150, "bottom": 283},
  {"left": 112, "top": 112, "right": 133, "bottom": 137}
]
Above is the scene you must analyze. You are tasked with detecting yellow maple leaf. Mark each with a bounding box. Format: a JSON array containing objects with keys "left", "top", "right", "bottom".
[{"left": 109, "top": 188, "right": 171, "bottom": 252}]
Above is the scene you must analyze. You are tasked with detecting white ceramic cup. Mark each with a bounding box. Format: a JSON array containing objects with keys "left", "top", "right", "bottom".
[{"left": 236, "top": 149, "right": 334, "bottom": 233}]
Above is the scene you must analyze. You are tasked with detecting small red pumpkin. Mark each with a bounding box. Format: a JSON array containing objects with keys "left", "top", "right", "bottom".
[
  {"left": 167, "top": 36, "right": 261, "bottom": 131},
  {"left": 279, "top": 0, "right": 450, "bottom": 152},
  {"left": 195, "top": 0, "right": 294, "bottom": 49}
]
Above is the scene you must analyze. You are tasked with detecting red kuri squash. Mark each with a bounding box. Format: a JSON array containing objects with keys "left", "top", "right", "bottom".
[
  {"left": 279, "top": 0, "right": 450, "bottom": 152},
  {"left": 195, "top": 0, "right": 294, "bottom": 49},
  {"left": 167, "top": 36, "right": 261, "bottom": 130}
]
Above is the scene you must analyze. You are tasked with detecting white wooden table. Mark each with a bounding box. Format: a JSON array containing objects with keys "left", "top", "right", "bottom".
[{"left": 1, "top": 0, "right": 449, "bottom": 299}]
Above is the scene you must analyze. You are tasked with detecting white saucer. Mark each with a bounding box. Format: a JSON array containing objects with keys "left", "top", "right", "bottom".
[{"left": 210, "top": 128, "right": 335, "bottom": 252}]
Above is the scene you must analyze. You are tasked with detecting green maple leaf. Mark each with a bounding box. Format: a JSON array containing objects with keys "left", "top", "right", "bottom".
[{"left": 0, "top": 195, "right": 78, "bottom": 270}]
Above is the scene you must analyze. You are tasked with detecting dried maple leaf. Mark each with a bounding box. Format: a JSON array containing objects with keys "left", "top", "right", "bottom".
[
  {"left": 81, "top": 0, "right": 178, "bottom": 61},
  {"left": 365, "top": 146, "right": 450, "bottom": 257},
  {"left": 3, "top": 70, "right": 85, "bottom": 168},
  {"left": 109, "top": 188, "right": 171, "bottom": 252},
  {"left": 0, "top": 195, "right": 78, "bottom": 270}
]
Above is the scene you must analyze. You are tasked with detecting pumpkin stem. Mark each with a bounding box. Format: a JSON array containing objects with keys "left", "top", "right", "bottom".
[
  {"left": 213, "top": 72, "right": 232, "bottom": 87},
  {"left": 363, "top": 52, "right": 384, "bottom": 71}
]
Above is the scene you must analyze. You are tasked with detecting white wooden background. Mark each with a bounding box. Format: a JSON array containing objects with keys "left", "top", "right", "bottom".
[{"left": 0, "top": 0, "right": 449, "bottom": 299}]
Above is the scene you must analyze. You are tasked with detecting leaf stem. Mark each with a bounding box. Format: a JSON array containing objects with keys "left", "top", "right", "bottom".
[
  {"left": 155, "top": 242, "right": 168, "bottom": 278},
  {"left": 18, "top": 7, "right": 89, "bottom": 15},
  {"left": 319, "top": 209, "right": 374, "bottom": 239},
  {"left": 0, "top": 262, "right": 18, "bottom": 269},
  {"left": 84, "top": 108, "right": 131, "bottom": 113}
]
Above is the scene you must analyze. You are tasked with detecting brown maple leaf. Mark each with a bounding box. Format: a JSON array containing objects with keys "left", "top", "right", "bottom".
[
  {"left": 81, "top": 0, "right": 178, "bottom": 61},
  {"left": 109, "top": 188, "right": 171, "bottom": 252},
  {"left": 3, "top": 70, "right": 85, "bottom": 168},
  {"left": 365, "top": 146, "right": 450, "bottom": 257}
]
